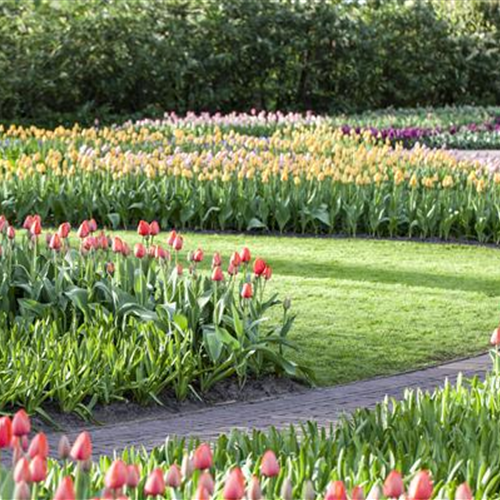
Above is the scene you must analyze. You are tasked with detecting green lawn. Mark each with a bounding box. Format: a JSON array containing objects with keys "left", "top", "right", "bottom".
[{"left": 117, "top": 232, "right": 499, "bottom": 386}]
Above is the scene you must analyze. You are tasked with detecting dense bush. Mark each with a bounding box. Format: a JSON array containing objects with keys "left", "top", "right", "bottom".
[{"left": 1, "top": 0, "right": 500, "bottom": 125}]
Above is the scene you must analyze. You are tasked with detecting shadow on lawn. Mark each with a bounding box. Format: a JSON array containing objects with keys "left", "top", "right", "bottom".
[{"left": 272, "top": 260, "right": 500, "bottom": 296}]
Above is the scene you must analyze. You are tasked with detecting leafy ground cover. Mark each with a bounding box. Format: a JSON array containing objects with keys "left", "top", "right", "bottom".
[
  {"left": 1, "top": 347, "right": 499, "bottom": 499},
  {"left": 115, "top": 231, "right": 498, "bottom": 386},
  {"left": 3, "top": 113, "right": 500, "bottom": 242}
]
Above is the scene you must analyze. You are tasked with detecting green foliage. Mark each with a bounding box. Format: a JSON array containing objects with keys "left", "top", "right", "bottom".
[{"left": 1, "top": 0, "right": 500, "bottom": 125}]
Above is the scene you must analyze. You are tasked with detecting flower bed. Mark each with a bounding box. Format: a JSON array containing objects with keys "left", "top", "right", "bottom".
[
  {"left": 2, "top": 114, "right": 500, "bottom": 242},
  {"left": 0, "top": 216, "right": 308, "bottom": 417}
]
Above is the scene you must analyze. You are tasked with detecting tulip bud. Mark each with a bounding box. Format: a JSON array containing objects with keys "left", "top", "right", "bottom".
[
  {"left": 137, "top": 220, "right": 150, "bottom": 237},
  {"left": 88, "top": 218, "right": 97, "bottom": 233},
  {"left": 57, "top": 222, "right": 71, "bottom": 239},
  {"left": 303, "top": 480, "right": 316, "bottom": 500},
  {"left": 106, "top": 261, "right": 115, "bottom": 275},
  {"left": 7, "top": 226, "right": 15, "bottom": 240},
  {"left": 13, "top": 457, "right": 31, "bottom": 483},
  {"left": 12, "top": 410, "right": 31, "bottom": 437},
  {"left": 53, "top": 476, "right": 76, "bottom": 500},
  {"left": 455, "top": 482, "right": 473, "bottom": 500},
  {"left": 240, "top": 247, "right": 251, "bottom": 263},
  {"left": 408, "top": 471, "right": 433, "bottom": 500},
  {"left": 260, "top": 450, "right": 280, "bottom": 477},
  {"left": 77, "top": 220, "right": 90, "bottom": 239},
  {"left": 173, "top": 235, "right": 183, "bottom": 251},
  {"left": 0, "top": 417, "right": 12, "bottom": 449},
  {"left": 150, "top": 220, "right": 160, "bottom": 236},
  {"left": 198, "top": 471, "right": 215, "bottom": 495},
  {"left": 241, "top": 282, "right": 253, "bottom": 299},
  {"left": 14, "top": 481, "right": 30, "bottom": 500},
  {"left": 167, "top": 230, "right": 177, "bottom": 247},
  {"left": 126, "top": 464, "right": 141, "bottom": 488},
  {"left": 248, "top": 475, "right": 262, "bottom": 500},
  {"left": 193, "top": 248, "right": 204, "bottom": 262},
  {"left": 325, "top": 480, "right": 347, "bottom": 500},
  {"left": 28, "top": 432, "right": 49, "bottom": 459},
  {"left": 70, "top": 431, "right": 92, "bottom": 461},
  {"left": 193, "top": 443, "right": 213, "bottom": 470},
  {"left": 352, "top": 485, "right": 365, "bottom": 500},
  {"left": 30, "top": 218, "right": 42, "bottom": 236},
  {"left": 0, "top": 215, "right": 7, "bottom": 233},
  {"left": 384, "top": 470, "right": 404, "bottom": 498},
  {"left": 134, "top": 243, "right": 146, "bottom": 259},
  {"left": 49, "top": 233, "right": 62, "bottom": 251},
  {"left": 144, "top": 468, "right": 165, "bottom": 497},
  {"left": 29, "top": 455, "right": 47, "bottom": 483},
  {"left": 366, "top": 484, "right": 383, "bottom": 500},
  {"left": 105, "top": 459, "right": 128, "bottom": 490},
  {"left": 212, "top": 252, "right": 222, "bottom": 268},
  {"left": 263, "top": 265, "right": 272, "bottom": 280},
  {"left": 166, "top": 464, "right": 182, "bottom": 489},
  {"left": 211, "top": 266, "right": 224, "bottom": 282},
  {"left": 230, "top": 251, "right": 241, "bottom": 268},
  {"left": 281, "top": 477, "right": 293, "bottom": 500},
  {"left": 253, "top": 258, "right": 266, "bottom": 276},
  {"left": 491, "top": 327, "right": 500, "bottom": 346},
  {"left": 181, "top": 454, "right": 194, "bottom": 480}
]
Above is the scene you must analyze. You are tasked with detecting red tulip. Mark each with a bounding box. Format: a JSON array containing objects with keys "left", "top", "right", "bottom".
[
  {"left": 455, "top": 483, "right": 473, "bottom": 500},
  {"left": 491, "top": 327, "right": 500, "bottom": 346},
  {"left": 228, "top": 263, "right": 238, "bottom": 276},
  {"left": 57, "top": 222, "right": 71, "bottom": 239},
  {"left": 173, "top": 235, "right": 183, "bottom": 251},
  {"left": 29, "top": 455, "right": 47, "bottom": 483},
  {"left": 223, "top": 467, "right": 245, "bottom": 500},
  {"left": 384, "top": 470, "right": 404, "bottom": 498},
  {"left": 12, "top": 410, "right": 31, "bottom": 437},
  {"left": 193, "top": 443, "right": 213, "bottom": 470},
  {"left": 408, "top": 471, "right": 433, "bottom": 500},
  {"left": 137, "top": 220, "right": 150, "bottom": 237},
  {"left": 240, "top": 247, "right": 251, "bottom": 263},
  {"left": 49, "top": 233, "right": 62, "bottom": 251},
  {"left": 13, "top": 457, "right": 31, "bottom": 483},
  {"left": 105, "top": 459, "right": 128, "bottom": 490},
  {"left": 212, "top": 266, "right": 224, "bottom": 282},
  {"left": 144, "top": 468, "right": 165, "bottom": 497},
  {"left": 77, "top": 220, "right": 90, "bottom": 239},
  {"left": 193, "top": 248, "right": 204, "bottom": 262},
  {"left": 230, "top": 252, "right": 241, "bottom": 268},
  {"left": 7, "top": 225, "right": 15, "bottom": 240},
  {"left": 30, "top": 218, "right": 42, "bottom": 236},
  {"left": 122, "top": 242, "right": 131, "bottom": 256},
  {"left": 212, "top": 252, "right": 222, "bottom": 268},
  {"left": 253, "top": 258, "right": 266, "bottom": 276},
  {"left": 112, "top": 237, "right": 124, "bottom": 254},
  {"left": 166, "top": 464, "right": 182, "bottom": 488},
  {"left": 134, "top": 243, "right": 146, "bottom": 259},
  {"left": 263, "top": 265, "right": 272, "bottom": 280},
  {"left": 351, "top": 486, "right": 365, "bottom": 500},
  {"left": 58, "top": 435, "right": 70, "bottom": 460},
  {"left": 0, "top": 416, "right": 12, "bottom": 448},
  {"left": 167, "top": 230, "right": 177, "bottom": 247},
  {"left": 150, "top": 220, "right": 160, "bottom": 236},
  {"left": 325, "top": 480, "right": 348, "bottom": 500},
  {"left": 241, "top": 283, "right": 253, "bottom": 299},
  {"left": 155, "top": 245, "right": 169, "bottom": 260},
  {"left": 126, "top": 464, "right": 140, "bottom": 488},
  {"left": 70, "top": 431, "right": 92, "bottom": 461},
  {"left": 28, "top": 432, "right": 49, "bottom": 459},
  {"left": 22, "top": 215, "right": 33, "bottom": 230},
  {"left": 53, "top": 476, "right": 76, "bottom": 500},
  {"left": 198, "top": 471, "right": 215, "bottom": 495},
  {"left": 88, "top": 218, "right": 97, "bottom": 233},
  {"left": 260, "top": 450, "right": 280, "bottom": 477}
]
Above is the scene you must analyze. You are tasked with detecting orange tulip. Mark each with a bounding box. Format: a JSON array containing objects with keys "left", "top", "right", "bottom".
[{"left": 30, "top": 218, "right": 42, "bottom": 236}]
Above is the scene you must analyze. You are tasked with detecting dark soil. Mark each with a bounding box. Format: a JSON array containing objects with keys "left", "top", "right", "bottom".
[{"left": 32, "top": 375, "right": 306, "bottom": 433}]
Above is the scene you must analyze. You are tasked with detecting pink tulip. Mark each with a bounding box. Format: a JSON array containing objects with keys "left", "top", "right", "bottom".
[
  {"left": 53, "top": 477, "right": 76, "bottom": 500},
  {"left": 77, "top": 220, "right": 90, "bottom": 239},
  {"left": 150, "top": 220, "right": 160, "bottom": 236},
  {"left": 12, "top": 410, "right": 30, "bottom": 437},
  {"left": 193, "top": 443, "right": 213, "bottom": 470},
  {"left": 253, "top": 258, "right": 266, "bottom": 276},
  {"left": 166, "top": 464, "right": 182, "bottom": 488},
  {"left": 29, "top": 456, "right": 47, "bottom": 483},
  {"left": 384, "top": 470, "right": 404, "bottom": 498},
  {"left": 105, "top": 459, "right": 128, "bottom": 490},
  {"left": 28, "top": 432, "right": 49, "bottom": 459},
  {"left": 223, "top": 467, "right": 245, "bottom": 500},
  {"left": 240, "top": 247, "right": 251, "bottom": 263},
  {"left": 7, "top": 226, "right": 15, "bottom": 240},
  {"left": 212, "top": 252, "right": 222, "bottom": 268},
  {"left": 241, "top": 283, "right": 253, "bottom": 299},
  {"left": 13, "top": 457, "right": 31, "bottom": 483},
  {"left": 57, "top": 222, "right": 71, "bottom": 239},
  {"left": 70, "top": 431, "right": 92, "bottom": 461},
  {"left": 144, "top": 468, "right": 165, "bottom": 497},
  {"left": 491, "top": 327, "right": 500, "bottom": 346},
  {"left": 408, "top": 471, "right": 433, "bottom": 500},
  {"left": 325, "top": 480, "right": 347, "bottom": 500},
  {"left": 134, "top": 243, "right": 146, "bottom": 259},
  {"left": 260, "top": 450, "right": 280, "bottom": 477},
  {"left": 455, "top": 483, "right": 473, "bottom": 500}
]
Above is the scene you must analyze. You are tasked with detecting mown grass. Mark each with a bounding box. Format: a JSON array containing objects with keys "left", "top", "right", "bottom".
[{"left": 115, "top": 232, "right": 498, "bottom": 386}]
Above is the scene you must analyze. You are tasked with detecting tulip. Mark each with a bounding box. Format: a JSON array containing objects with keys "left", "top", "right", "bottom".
[
  {"left": 150, "top": 220, "right": 160, "bottom": 236},
  {"left": 230, "top": 252, "right": 241, "bottom": 268},
  {"left": 126, "top": 464, "right": 140, "bottom": 488},
  {"left": 408, "top": 471, "right": 433, "bottom": 500},
  {"left": 193, "top": 443, "right": 213, "bottom": 470},
  {"left": 455, "top": 483, "right": 473, "bottom": 500},
  {"left": 13, "top": 480, "right": 30, "bottom": 500},
  {"left": 134, "top": 243, "right": 146, "bottom": 259},
  {"left": 30, "top": 218, "right": 42, "bottom": 236},
  {"left": 155, "top": 245, "right": 168, "bottom": 260},
  {"left": 223, "top": 467, "right": 245, "bottom": 500},
  {"left": 105, "top": 459, "right": 128, "bottom": 490},
  {"left": 176, "top": 264, "right": 183, "bottom": 275},
  {"left": 70, "top": 431, "right": 92, "bottom": 461},
  {"left": 253, "top": 258, "right": 266, "bottom": 276},
  {"left": 167, "top": 230, "right": 177, "bottom": 247},
  {"left": 304, "top": 481, "right": 316, "bottom": 500},
  {"left": 137, "top": 220, "right": 151, "bottom": 237},
  {"left": 88, "top": 218, "right": 98, "bottom": 232},
  {"left": 0, "top": 215, "right": 7, "bottom": 233},
  {"left": 49, "top": 233, "right": 62, "bottom": 251},
  {"left": 97, "top": 232, "right": 109, "bottom": 250},
  {"left": 240, "top": 247, "right": 251, "bottom": 263},
  {"left": 193, "top": 485, "right": 210, "bottom": 500},
  {"left": 45, "top": 232, "right": 53, "bottom": 246},
  {"left": 122, "top": 242, "right": 131, "bottom": 256},
  {"left": 212, "top": 252, "right": 222, "bottom": 268},
  {"left": 77, "top": 220, "right": 90, "bottom": 239},
  {"left": 22, "top": 215, "right": 33, "bottom": 230},
  {"left": 241, "top": 282, "right": 253, "bottom": 299},
  {"left": 260, "top": 450, "right": 280, "bottom": 477},
  {"left": 57, "top": 222, "right": 71, "bottom": 239},
  {"left": 0, "top": 416, "right": 12, "bottom": 448},
  {"left": 13, "top": 457, "right": 31, "bottom": 483},
  {"left": 144, "top": 468, "right": 165, "bottom": 497},
  {"left": 181, "top": 453, "right": 194, "bottom": 480},
  {"left": 247, "top": 475, "right": 262, "bottom": 500},
  {"left": 166, "top": 464, "right": 182, "bottom": 488},
  {"left": 112, "top": 237, "right": 124, "bottom": 254},
  {"left": 263, "top": 265, "right": 272, "bottom": 280},
  {"left": 281, "top": 477, "right": 293, "bottom": 500},
  {"left": 491, "top": 327, "right": 500, "bottom": 346},
  {"left": 173, "top": 234, "right": 184, "bottom": 251},
  {"left": 325, "top": 480, "right": 347, "bottom": 500},
  {"left": 12, "top": 410, "right": 31, "bottom": 437},
  {"left": 366, "top": 485, "right": 383, "bottom": 500},
  {"left": 7, "top": 225, "right": 15, "bottom": 240},
  {"left": 28, "top": 432, "right": 49, "bottom": 459},
  {"left": 352, "top": 486, "right": 365, "bottom": 500},
  {"left": 29, "top": 455, "right": 47, "bottom": 483},
  {"left": 384, "top": 470, "right": 404, "bottom": 498},
  {"left": 58, "top": 435, "right": 71, "bottom": 459},
  {"left": 193, "top": 248, "right": 204, "bottom": 262},
  {"left": 106, "top": 262, "right": 115, "bottom": 275},
  {"left": 198, "top": 471, "right": 215, "bottom": 495},
  {"left": 212, "top": 266, "right": 224, "bottom": 282},
  {"left": 53, "top": 476, "right": 76, "bottom": 500}
]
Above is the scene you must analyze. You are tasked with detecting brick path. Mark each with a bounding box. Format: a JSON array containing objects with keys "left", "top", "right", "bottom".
[{"left": 45, "top": 353, "right": 490, "bottom": 457}]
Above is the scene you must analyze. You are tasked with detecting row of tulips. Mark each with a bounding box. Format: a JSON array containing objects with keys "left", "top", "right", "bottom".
[
  {"left": 0, "top": 409, "right": 478, "bottom": 499},
  {"left": 0, "top": 215, "right": 310, "bottom": 416},
  {"left": 2, "top": 115, "right": 500, "bottom": 241}
]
